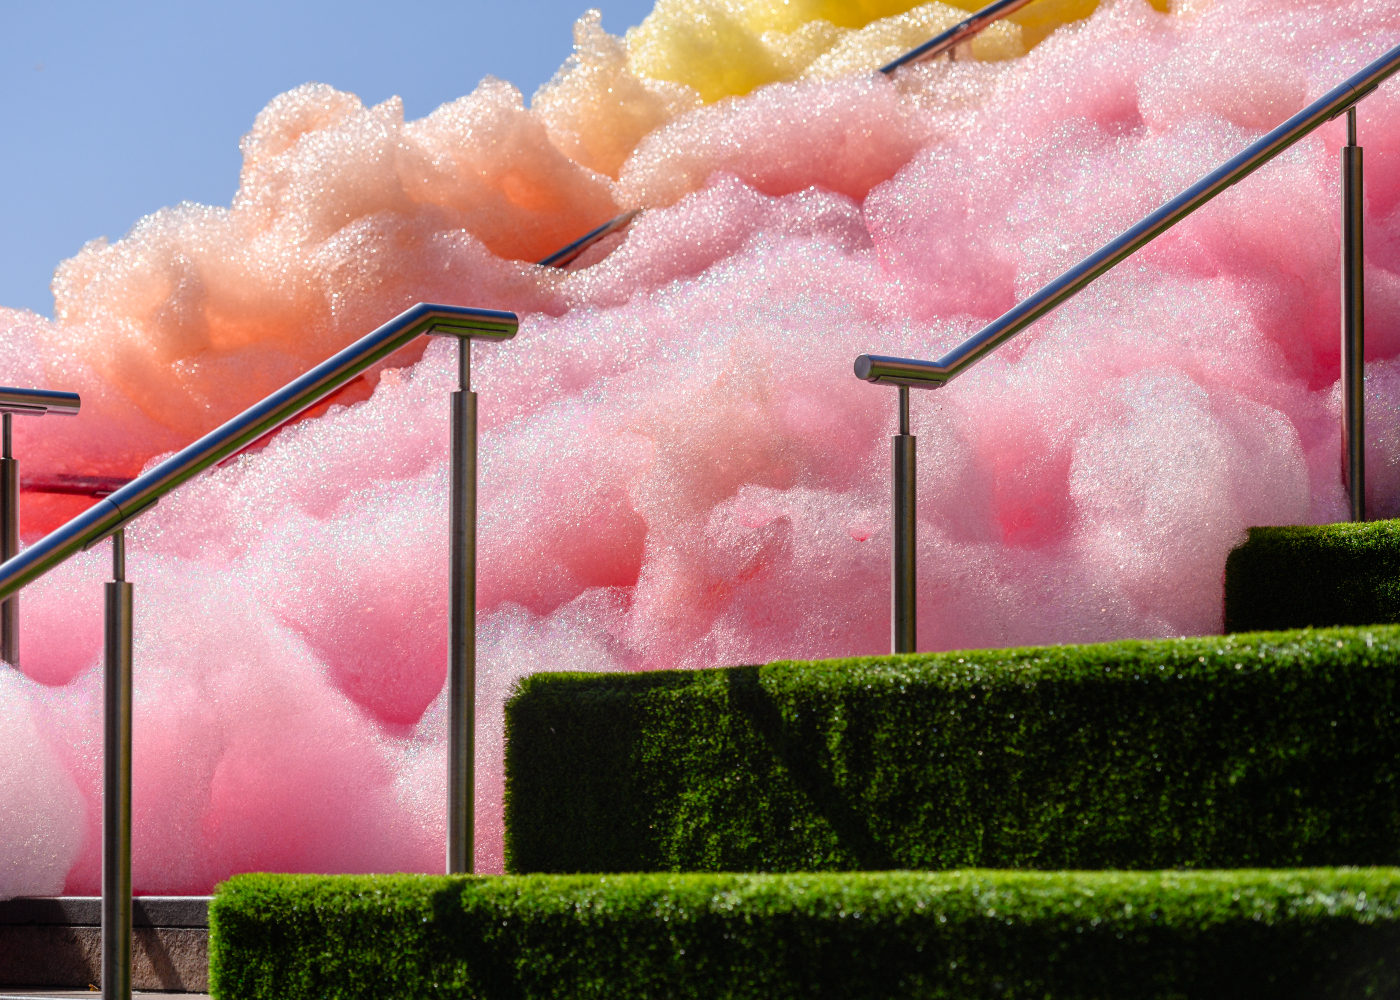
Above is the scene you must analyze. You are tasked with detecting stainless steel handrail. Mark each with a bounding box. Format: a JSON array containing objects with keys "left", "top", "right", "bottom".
[
  {"left": 15, "top": 211, "right": 635, "bottom": 498},
  {"left": 537, "top": 210, "right": 641, "bottom": 269},
  {"left": 11, "top": 212, "right": 635, "bottom": 501},
  {"left": 0, "top": 302, "right": 517, "bottom": 1000},
  {"left": 0, "top": 387, "right": 80, "bottom": 415},
  {"left": 530, "top": 1, "right": 1045, "bottom": 277},
  {"left": 4, "top": 5, "right": 1055, "bottom": 982},
  {"left": 881, "top": 0, "right": 1037, "bottom": 73},
  {"left": 0, "top": 303, "right": 515, "bottom": 601},
  {"left": 532, "top": 2, "right": 1036, "bottom": 276},
  {"left": 857, "top": 40, "right": 1400, "bottom": 654},
  {"left": 856, "top": 43, "right": 1400, "bottom": 390},
  {"left": 2, "top": 5, "right": 1059, "bottom": 508}
]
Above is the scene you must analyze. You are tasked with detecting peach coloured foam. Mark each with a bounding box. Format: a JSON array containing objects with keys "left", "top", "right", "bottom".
[{"left": 1, "top": 0, "right": 1399, "bottom": 893}]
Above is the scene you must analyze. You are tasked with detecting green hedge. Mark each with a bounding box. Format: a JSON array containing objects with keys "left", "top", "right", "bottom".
[
  {"left": 209, "top": 869, "right": 1400, "bottom": 1000},
  {"left": 504, "top": 626, "right": 1400, "bottom": 874},
  {"left": 1225, "top": 522, "right": 1400, "bottom": 632}
]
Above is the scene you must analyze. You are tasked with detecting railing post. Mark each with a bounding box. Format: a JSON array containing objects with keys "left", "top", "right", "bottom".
[
  {"left": 102, "top": 529, "right": 133, "bottom": 1000},
  {"left": 854, "top": 45, "right": 1400, "bottom": 394},
  {"left": 892, "top": 385, "right": 917, "bottom": 654},
  {"left": 1342, "top": 106, "right": 1366, "bottom": 522},
  {"left": 1, "top": 413, "right": 18, "bottom": 665},
  {"left": 448, "top": 338, "right": 477, "bottom": 874}
]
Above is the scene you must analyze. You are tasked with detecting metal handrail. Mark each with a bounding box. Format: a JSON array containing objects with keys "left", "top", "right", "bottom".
[
  {"left": 0, "top": 303, "right": 515, "bottom": 601},
  {"left": 10, "top": 215, "right": 638, "bottom": 502},
  {"left": 856, "top": 42, "right": 1400, "bottom": 390},
  {"left": 0, "top": 387, "right": 80, "bottom": 415},
  {"left": 881, "top": 0, "right": 1037, "bottom": 73},
  {"left": 529, "top": 0, "right": 1039, "bottom": 278},
  {"left": 537, "top": 209, "right": 642, "bottom": 269},
  {"left": 12, "top": 2, "right": 1052, "bottom": 507},
  {"left": 856, "top": 40, "right": 1400, "bottom": 655},
  {"left": 0, "top": 302, "right": 517, "bottom": 1000}
]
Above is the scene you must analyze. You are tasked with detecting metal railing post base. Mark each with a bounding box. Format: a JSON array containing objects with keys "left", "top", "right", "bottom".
[{"left": 102, "top": 529, "right": 132, "bottom": 1000}]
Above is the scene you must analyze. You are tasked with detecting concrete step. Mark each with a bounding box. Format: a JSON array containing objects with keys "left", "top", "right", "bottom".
[{"left": 0, "top": 897, "right": 208, "bottom": 994}]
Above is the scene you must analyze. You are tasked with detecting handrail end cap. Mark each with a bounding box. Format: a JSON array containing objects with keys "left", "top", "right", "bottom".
[{"left": 421, "top": 306, "right": 520, "bottom": 342}]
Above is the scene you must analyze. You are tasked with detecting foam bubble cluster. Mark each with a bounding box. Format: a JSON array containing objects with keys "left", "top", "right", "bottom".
[{"left": 1, "top": 0, "right": 1397, "bottom": 892}]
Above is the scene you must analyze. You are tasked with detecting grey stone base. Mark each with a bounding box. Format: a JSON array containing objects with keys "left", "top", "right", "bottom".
[{"left": 0, "top": 898, "right": 208, "bottom": 992}]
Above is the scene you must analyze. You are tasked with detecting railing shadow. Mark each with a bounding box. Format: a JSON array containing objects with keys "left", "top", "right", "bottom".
[{"left": 724, "top": 666, "right": 896, "bottom": 870}]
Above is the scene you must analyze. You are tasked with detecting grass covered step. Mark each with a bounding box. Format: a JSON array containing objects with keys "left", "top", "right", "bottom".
[
  {"left": 505, "top": 626, "right": 1400, "bottom": 874},
  {"left": 1225, "top": 521, "right": 1400, "bottom": 632},
  {"left": 209, "top": 869, "right": 1400, "bottom": 1000}
]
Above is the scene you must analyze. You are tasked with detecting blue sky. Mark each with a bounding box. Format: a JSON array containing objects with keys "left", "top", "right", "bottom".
[{"left": 0, "top": 1, "right": 656, "bottom": 318}]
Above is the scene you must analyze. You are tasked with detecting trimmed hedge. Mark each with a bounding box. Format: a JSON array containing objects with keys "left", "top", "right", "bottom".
[
  {"left": 1226, "top": 522, "right": 1400, "bottom": 632},
  {"left": 209, "top": 869, "right": 1400, "bottom": 1000},
  {"left": 504, "top": 626, "right": 1400, "bottom": 874}
]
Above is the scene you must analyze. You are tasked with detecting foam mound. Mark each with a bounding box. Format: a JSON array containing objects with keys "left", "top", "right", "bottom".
[{"left": 0, "top": 0, "right": 1397, "bottom": 891}]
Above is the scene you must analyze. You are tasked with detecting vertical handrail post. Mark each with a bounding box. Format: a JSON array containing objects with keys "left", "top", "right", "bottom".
[
  {"left": 448, "top": 337, "right": 477, "bottom": 874},
  {"left": 1342, "top": 106, "right": 1366, "bottom": 522},
  {"left": 102, "top": 529, "right": 133, "bottom": 1000},
  {"left": 1, "top": 413, "right": 18, "bottom": 665},
  {"left": 892, "top": 386, "right": 917, "bottom": 653}
]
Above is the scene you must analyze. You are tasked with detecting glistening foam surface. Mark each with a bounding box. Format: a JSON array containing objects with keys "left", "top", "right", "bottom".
[{"left": 0, "top": 0, "right": 1395, "bottom": 892}]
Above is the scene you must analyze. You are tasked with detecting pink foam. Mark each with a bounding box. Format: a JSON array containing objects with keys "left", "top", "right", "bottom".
[{"left": 2, "top": 0, "right": 1400, "bottom": 893}]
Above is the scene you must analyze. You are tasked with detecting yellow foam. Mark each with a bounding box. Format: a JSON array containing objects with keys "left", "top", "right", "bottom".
[
  {"left": 940, "top": 0, "right": 1171, "bottom": 48},
  {"left": 622, "top": 0, "right": 1172, "bottom": 103},
  {"left": 534, "top": 11, "right": 702, "bottom": 178}
]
